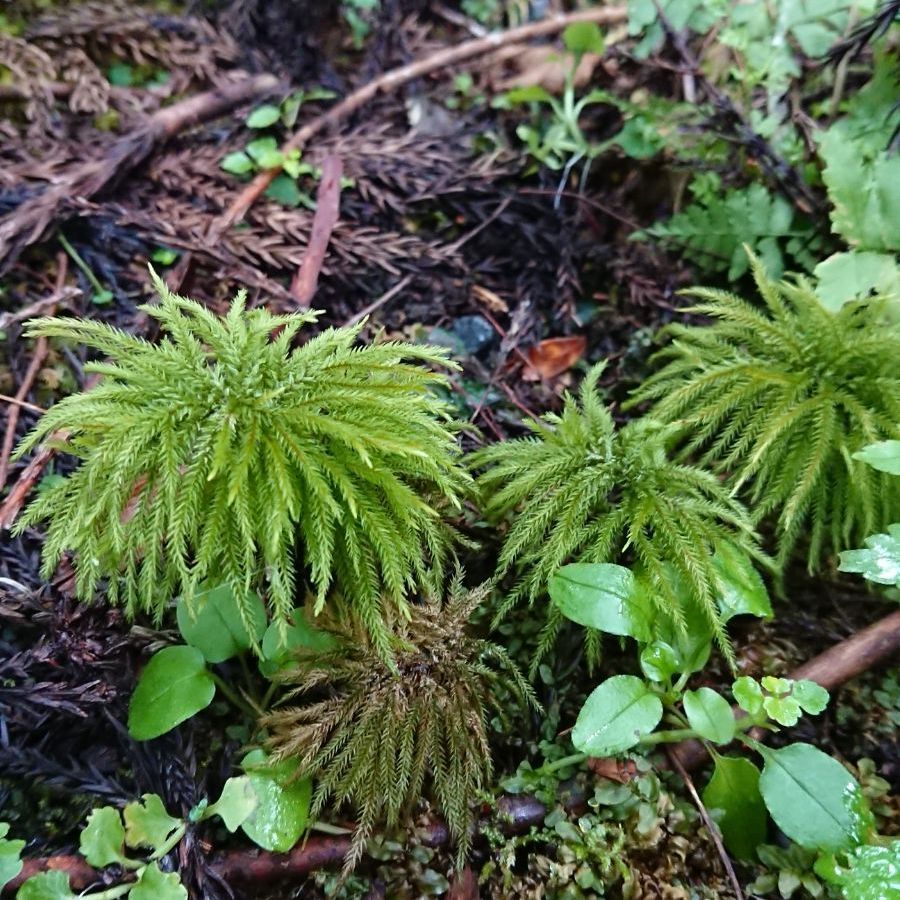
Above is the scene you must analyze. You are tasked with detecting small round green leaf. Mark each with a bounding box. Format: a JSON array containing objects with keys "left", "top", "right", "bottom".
[
  {"left": 16, "top": 871, "right": 76, "bottom": 900},
  {"left": 220, "top": 151, "right": 254, "bottom": 175},
  {"left": 758, "top": 743, "right": 858, "bottom": 852},
  {"left": 79, "top": 807, "right": 126, "bottom": 868},
  {"left": 792, "top": 680, "right": 829, "bottom": 716},
  {"left": 640, "top": 641, "right": 680, "bottom": 682},
  {"left": 128, "top": 646, "right": 215, "bottom": 740},
  {"left": 702, "top": 756, "right": 766, "bottom": 860},
  {"left": 550, "top": 563, "right": 653, "bottom": 641},
  {"left": 176, "top": 583, "right": 266, "bottom": 663},
  {"left": 246, "top": 105, "right": 281, "bottom": 129},
  {"left": 683, "top": 688, "right": 736, "bottom": 744},
  {"left": 129, "top": 862, "right": 187, "bottom": 900},
  {"left": 563, "top": 21, "right": 605, "bottom": 56},
  {"left": 240, "top": 750, "right": 312, "bottom": 852},
  {"left": 572, "top": 675, "right": 663, "bottom": 756},
  {"left": 732, "top": 676, "right": 764, "bottom": 716}
]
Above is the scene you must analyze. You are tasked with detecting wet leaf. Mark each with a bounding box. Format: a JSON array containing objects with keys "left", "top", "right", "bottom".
[
  {"left": 839, "top": 524, "right": 900, "bottom": 586},
  {"left": 758, "top": 743, "right": 858, "bottom": 852},
  {"left": 572, "top": 675, "right": 662, "bottom": 756},
  {"left": 712, "top": 540, "right": 772, "bottom": 621},
  {"left": 240, "top": 750, "right": 311, "bottom": 852}
]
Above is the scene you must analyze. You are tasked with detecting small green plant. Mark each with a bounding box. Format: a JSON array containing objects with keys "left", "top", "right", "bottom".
[
  {"left": 220, "top": 89, "right": 347, "bottom": 208},
  {"left": 11, "top": 786, "right": 257, "bottom": 900},
  {"left": 551, "top": 560, "right": 900, "bottom": 889},
  {"left": 263, "top": 579, "right": 537, "bottom": 873},
  {"left": 469, "top": 362, "right": 767, "bottom": 667},
  {"left": 14, "top": 273, "right": 471, "bottom": 658},
  {"left": 629, "top": 251, "right": 900, "bottom": 571}
]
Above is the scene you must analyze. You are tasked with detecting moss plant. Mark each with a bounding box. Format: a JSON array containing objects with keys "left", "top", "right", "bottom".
[
  {"left": 13, "top": 272, "right": 471, "bottom": 657},
  {"left": 263, "top": 579, "right": 536, "bottom": 873},
  {"left": 628, "top": 251, "right": 900, "bottom": 571},
  {"left": 469, "top": 364, "right": 766, "bottom": 666}
]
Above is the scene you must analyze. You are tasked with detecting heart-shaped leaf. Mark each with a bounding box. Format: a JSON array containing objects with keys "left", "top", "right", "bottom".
[
  {"left": 758, "top": 743, "right": 858, "bottom": 852},
  {"left": 240, "top": 750, "right": 312, "bottom": 852},
  {"left": 203, "top": 777, "right": 258, "bottom": 833},
  {"left": 683, "top": 688, "right": 735, "bottom": 744},
  {"left": 128, "top": 646, "right": 215, "bottom": 740},
  {"left": 176, "top": 583, "right": 267, "bottom": 663},
  {"left": 572, "top": 675, "right": 662, "bottom": 756},
  {"left": 550, "top": 563, "right": 653, "bottom": 642},
  {"left": 702, "top": 755, "right": 766, "bottom": 860}
]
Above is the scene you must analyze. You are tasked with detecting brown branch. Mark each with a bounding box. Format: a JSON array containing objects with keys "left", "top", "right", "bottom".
[
  {"left": 0, "top": 256, "right": 66, "bottom": 489},
  {"left": 0, "top": 73, "right": 282, "bottom": 268},
  {"left": 670, "top": 607, "right": 900, "bottom": 770},
  {"left": 290, "top": 155, "right": 343, "bottom": 307},
  {"left": 212, "top": 6, "right": 628, "bottom": 232}
]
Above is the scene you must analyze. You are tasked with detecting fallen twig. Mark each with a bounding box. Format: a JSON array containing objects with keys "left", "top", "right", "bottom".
[
  {"left": 343, "top": 274, "right": 413, "bottom": 327},
  {"left": 0, "top": 256, "right": 65, "bottom": 489},
  {"left": 212, "top": 6, "right": 628, "bottom": 231},
  {"left": 290, "top": 155, "right": 343, "bottom": 307},
  {"left": 0, "top": 73, "right": 281, "bottom": 268}
]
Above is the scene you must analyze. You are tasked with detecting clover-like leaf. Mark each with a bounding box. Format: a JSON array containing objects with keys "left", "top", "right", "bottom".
[
  {"left": 733, "top": 676, "right": 764, "bottom": 716},
  {"left": 792, "top": 680, "right": 829, "bottom": 717},
  {"left": 128, "top": 862, "right": 187, "bottom": 900},
  {"left": 16, "top": 871, "right": 77, "bottom": 900},
  {"left": 123, "top": 795, "right": 182, "bottom": 855},
  {"left": 79, "top": 807, "right": 126, "bottom": 868},
  {"left": 203, "top": 777, "right": 258, "bottom": 833},
  {"left": 0, "top": 823, "right": 25, "bottom": 892}
]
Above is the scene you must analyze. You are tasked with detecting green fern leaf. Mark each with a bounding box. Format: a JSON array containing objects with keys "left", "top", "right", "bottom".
[
  {"left": 13, "top": 271, "right": 471, "bottom": 654},
  {"left": 629, "top": 250, "right": 900, "bottom": 572}
]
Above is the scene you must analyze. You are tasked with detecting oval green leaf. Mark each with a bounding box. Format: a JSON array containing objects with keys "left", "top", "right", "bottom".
[
  {"left": 712, "top": 540, "right": 773, "bottom": 622},
  {"left": 758, "top": 743, "right": 858, "bottom": 852},
  {"left": 128, "top": 647, "right": 215, "bottom": 741},
  {"left": 572, "top": 675, "right": 663, "bottom": 756},
  {"left": 702, "top": 755, "right": 766, "bottom": 860},
  {"left": 853, "top": 440, "right": 900, "bottom": 475},
  {"left": 683, "top": 688, "right": 736, "bottom": 744},
  {"left": 563, "top": 21, "right": 605, "bottom": 56},
  {"left": 241, "top": 750, "right": 311, "bottom": 852},
  {"left": 550, "top": 563, "right": 653, "bottom": 642},
  {"left": 246, "top": 104, "right": 281, "bottom": 129},
  {"left": 177, "top": 583, "right": 267, "bottom": 663}
]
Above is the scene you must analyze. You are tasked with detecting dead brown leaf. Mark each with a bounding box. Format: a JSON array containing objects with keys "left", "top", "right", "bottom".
[
  {"left": 587, "top": 757, "right": 640, "bottom": 783},
  {"left": 494, "top": 45, "right": 601, "bottom": 93},
  {"left": 523, "top": 335, "right": 586, "bottom": 380}
]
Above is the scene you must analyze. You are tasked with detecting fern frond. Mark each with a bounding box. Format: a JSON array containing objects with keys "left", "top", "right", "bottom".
[
  {"left": 469, "top": 365, "right": 767, "bottom": 671},
  {"left": 629, "top": 250, "right": 900, "bottom": 571},
  {"left": 13, "top": 271, "right": 472, "bottom": 653},
  {"left": 264, "top": 582, "right": 538, "bottom": 874}
]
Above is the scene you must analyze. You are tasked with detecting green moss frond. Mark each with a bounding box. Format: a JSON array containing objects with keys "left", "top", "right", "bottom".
[
  {"left": 628, "top": 250, "right": 900, "bottom": 571},
  {"left": 469, "top": 364, "right": 766, "bottom": 670},
  {"left": 263, "top": 581, "right": 537, "bottom": 874},
  {"left": 14, "top": 270, "right": 471, "bottom": 654}
]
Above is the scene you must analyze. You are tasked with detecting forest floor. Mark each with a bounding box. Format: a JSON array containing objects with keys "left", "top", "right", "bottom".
[{"left": 0, "top": 2, "right": 897, "bottom": 898}]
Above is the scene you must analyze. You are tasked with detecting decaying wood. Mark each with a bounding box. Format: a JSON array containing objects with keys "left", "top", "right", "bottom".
[
  {"left": 213, "top": 6, "right": 628, "bottom": 231},
  {"left": 290, "top": 155, "right": 342, "bottom": 306},
  {"left": 0, "top": 72, "right": 281, "bottom": 268}
]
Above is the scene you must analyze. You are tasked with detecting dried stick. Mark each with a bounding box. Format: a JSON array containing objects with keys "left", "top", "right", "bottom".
[
  {"left": 670, "top": 607, "right": 900, "bottom": 770},
  {"left": 667, "top": 748, "right": 744, "bottom": 899},
  {"left": 0, "top": 255, "right": 65, "bottom": 488},
  {"left": 290, "top": 155, "right": 343, "bottom": 307},
  {"left": 0, "top": 73, "right": 281, "bottom": 267},
  {"left": 213, "top": 6, "right": 628, "bottom": 232}
]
